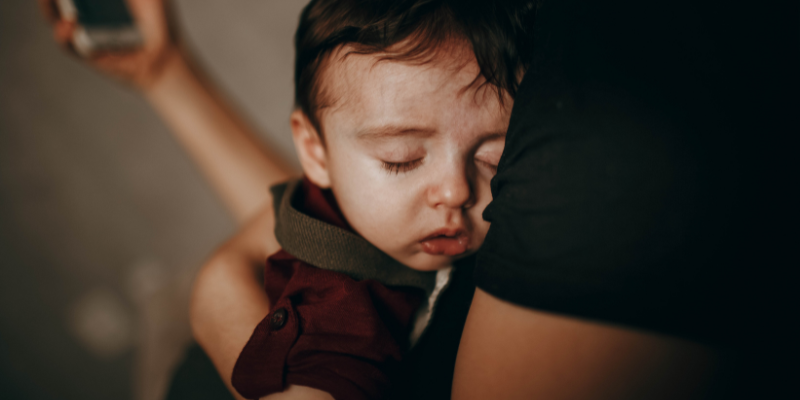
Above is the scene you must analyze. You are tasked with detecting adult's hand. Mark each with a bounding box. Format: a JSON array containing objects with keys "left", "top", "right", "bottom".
[
  {"left": 39, "top": 0, "right": 180, "bottom": 90},
  {"left": 452, "top": 289, "right": 717, "bottom": 400},
  {"left": 41, "top": 0, "right": 296, "bottom": 222}
]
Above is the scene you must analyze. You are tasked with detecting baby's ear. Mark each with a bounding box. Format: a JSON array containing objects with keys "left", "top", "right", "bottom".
[{"left": 290, "top": 110, "right": 331, "bottom": 188}]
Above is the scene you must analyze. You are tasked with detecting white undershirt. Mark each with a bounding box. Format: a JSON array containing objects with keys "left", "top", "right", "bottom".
[{"left": 408, "top": 266, "right": 453, "bottom": 347}]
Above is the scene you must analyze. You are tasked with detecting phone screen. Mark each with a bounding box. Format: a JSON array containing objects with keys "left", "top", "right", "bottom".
[{"left": 72, "top": 0, "right": 135, "bottom": 27}]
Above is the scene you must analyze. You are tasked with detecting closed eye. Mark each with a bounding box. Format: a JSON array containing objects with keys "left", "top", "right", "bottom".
[
  {"left": 476, "top": 159, "right": 498, "bottom": 174},
  {"left": 382, "top": 158, "right": 423, "bottom": 175}
]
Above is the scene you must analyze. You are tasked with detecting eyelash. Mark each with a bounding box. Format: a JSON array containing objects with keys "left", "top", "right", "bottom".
[
  {"left": 477, "top": 159, "right": 498, "bottom": 174},
  {"left": 382, "top": 158, "right": 497, "bottom": 175},
  {"left": 382, "top": 158, "right": 423, "bottom": 174}
]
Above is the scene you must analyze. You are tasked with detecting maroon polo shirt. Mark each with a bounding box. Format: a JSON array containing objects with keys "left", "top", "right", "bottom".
[{"left": 231, "top": 178, "right": 432, "bottom": 400}]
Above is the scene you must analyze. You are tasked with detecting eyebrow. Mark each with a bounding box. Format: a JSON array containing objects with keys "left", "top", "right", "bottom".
[{"left": 355, "top": 126, "right": 438, "bottom": 140}]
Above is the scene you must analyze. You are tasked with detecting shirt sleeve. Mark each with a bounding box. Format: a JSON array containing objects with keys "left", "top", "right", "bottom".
[{"left": 231, "top": 250, "right": 423, "bottom": 400}]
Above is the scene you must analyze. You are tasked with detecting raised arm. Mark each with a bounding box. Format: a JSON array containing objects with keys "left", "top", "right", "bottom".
[
  {"left": 40, "top": 1, "right": 317, "bottom": 398},
  {"left": 144, "top": 53, "right": 296, "bottom": 222},
  {"left": 40, "top": 0, "right": 297, "bottom": 223}
]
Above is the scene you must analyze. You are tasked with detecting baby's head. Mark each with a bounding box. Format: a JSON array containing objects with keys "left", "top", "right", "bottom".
[{"left": 290, "top": 0, "right": 532, "bottom": 271}]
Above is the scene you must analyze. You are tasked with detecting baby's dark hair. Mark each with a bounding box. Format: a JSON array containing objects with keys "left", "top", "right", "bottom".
[{"left": 294, "top": 0, "right": 537, "bottom": 133}]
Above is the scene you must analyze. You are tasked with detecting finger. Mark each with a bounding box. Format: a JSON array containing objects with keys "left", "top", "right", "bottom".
[
  {"left": 53, "top": 19, "right": 76, "bottom": 46},
  {"left": 126, "top": 0, "right": 165, "bottom": 15},
  {"left": 38, "top": 0, "right": 60, "bottom": 23},
  {"left": 127, "top": 0, "right": 172, "bottom": 48},
  {"left": 125, "top": 0, "right": 156, "bottom": 24},
  {"left": 51, "top": 20, "right": 81, "bottom": 58}
]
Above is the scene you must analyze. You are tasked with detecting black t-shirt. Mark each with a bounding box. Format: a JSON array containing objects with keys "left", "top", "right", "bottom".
[{"left": 475, "top": 0, "right": 795, "bottom": 396}]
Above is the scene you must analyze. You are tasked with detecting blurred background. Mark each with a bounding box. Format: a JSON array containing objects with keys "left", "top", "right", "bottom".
[{"left": 0, "top": 1, "right": 304, "bottom": 399}]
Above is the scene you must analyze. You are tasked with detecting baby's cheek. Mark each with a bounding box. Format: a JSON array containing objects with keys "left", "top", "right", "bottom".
[{"left": 342, "top": 196, "right": 404, "bottom": 242}]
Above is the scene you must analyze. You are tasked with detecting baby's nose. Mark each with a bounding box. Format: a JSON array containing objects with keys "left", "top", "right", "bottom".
[{"left": 426, "top": 166, "right": 474, "bottom": 209}]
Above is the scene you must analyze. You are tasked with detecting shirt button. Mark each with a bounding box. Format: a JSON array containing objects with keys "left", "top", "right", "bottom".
[{"left": 270, "top": 308, "right": 288, "bottom": 330}]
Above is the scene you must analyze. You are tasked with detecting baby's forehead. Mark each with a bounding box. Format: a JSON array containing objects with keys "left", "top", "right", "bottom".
[
  {"left": 320, "top": 43, "right": 481, "bottom": 108},
  {"left": 315, "top": 43, "right": 506, "bottom": 136}
]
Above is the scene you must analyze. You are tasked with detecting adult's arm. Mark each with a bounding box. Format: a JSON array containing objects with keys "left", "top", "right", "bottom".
[
  {"left": 40, "top": 0, "right": 297, "bottom": 223},
  {"left": 40, "top": 1, "right": 324, "bottom": 398},
  {"left": 144, "top": 53, "right": 296, "bottom": 222},
  {"left": 452, "top": 289, "right": 716, "bottom": 400}
]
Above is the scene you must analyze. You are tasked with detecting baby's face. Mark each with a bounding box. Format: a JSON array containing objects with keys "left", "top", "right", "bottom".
[{"left": 295, "top": 44, "right": 511, "bottom": 271}]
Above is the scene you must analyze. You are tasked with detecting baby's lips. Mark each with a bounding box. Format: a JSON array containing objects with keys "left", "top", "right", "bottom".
[{"left": 420, "top": 233, "right": 469, "bottom": 256}]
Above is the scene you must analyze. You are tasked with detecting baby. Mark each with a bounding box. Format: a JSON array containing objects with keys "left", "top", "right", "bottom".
[
  {"left": 226, "top": 1, "right": 522, "bottom": 399},
  {"left": 40, "top": 0, "right": 527, "bottom": 398}
]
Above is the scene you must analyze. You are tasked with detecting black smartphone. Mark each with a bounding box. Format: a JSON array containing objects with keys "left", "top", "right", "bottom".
[{"left": 56, "top": 0, "right": 143, "bottom": 56}]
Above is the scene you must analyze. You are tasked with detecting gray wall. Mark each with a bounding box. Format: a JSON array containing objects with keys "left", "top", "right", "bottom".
[{"left": 0, "top": 1, "right": 305, "bottom": 399}]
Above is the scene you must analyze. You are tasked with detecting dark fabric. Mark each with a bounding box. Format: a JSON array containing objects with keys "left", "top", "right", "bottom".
[
  {"left": 168, "top": 260, "right": 474, "bottom": 400},
  {"left": 165, "top": 343, "right": 235, "bottom": 400},
  {"left": 475, "top": 0, "right": 796, "bottom": 397},
  {"left": 300, "top": 176, "right": 351, "bottom": 230},
  {"left": 232, "top": 179, "right": 427, "bottom": 400},
  {"left": 233, "top": 251, "right": 423, "bottom": 400},
  {"left": 167, "top": 261, "right": 475, "bottom": 400},
  {"left": 477, "top": 0, "right": 794, "bottom": 346},
  {"left": 389, "top": 255, "right": 476, "bottom": 400}
]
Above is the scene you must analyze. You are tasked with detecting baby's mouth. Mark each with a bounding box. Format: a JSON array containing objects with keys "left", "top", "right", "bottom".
[{"left": 420, "top": 230, "right": 469, "bottom": 256}]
